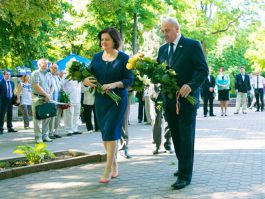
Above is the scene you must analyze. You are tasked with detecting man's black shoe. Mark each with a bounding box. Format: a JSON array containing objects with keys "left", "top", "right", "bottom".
[
  {"left": 164, "top": 142, "right": 171, "bottom": 151},
  {"left": 204, "top": 115, "right": 207, "bottom": 117},
  {"left": 54, "top": 134, "right": 62, "bottom": 138},
  {"left": 138, "top": 119, "right": 142, "bottom": 123},
  {"left": 171, "top": 179, "right": 190, "bottom": 190},
  {"left": 173, "top": 171, "right": 179, "bottom": 176},
  {"left": 153, "top": 148, "right": 159, "bottom": 155},
  {"left": 73, "top": 131, "right": 83, "bottom": 135},
  {"left": 8, "top": 128, "right": 17, "bottom": 133},
  {"left": 210, "top": 114, "right": 216, "bottom": 116},
  {"left": 168, "top": 150, "right": 174, "bottom": 154},
  {"left": 49, "top": 135, "right": 56, "bottom": 139}
]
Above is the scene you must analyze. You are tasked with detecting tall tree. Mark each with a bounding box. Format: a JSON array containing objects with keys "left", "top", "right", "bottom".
[
  {"left": 87, "top": 0, "right": 164, "bottom": 55},
  {"left": 0, "top": 0, "right": 61, "bottom": 68}
]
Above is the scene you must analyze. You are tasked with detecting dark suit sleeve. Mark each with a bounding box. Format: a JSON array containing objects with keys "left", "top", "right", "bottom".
[
  {"left": 0, "top": 81, "right": 2, "bottom": 96},
  {"left": 247, "top": 75, "right": 251, "bottom": 91},
  {"left": 201, "top": 80, "right": 208, "bottom": 91},
  {"left": 235, "top": 75, "right": 238, "bottom": 90},
  {"left": 212, "top": 76, "right": 216, "bottom": 88},
  {"left": 157, "top": 47, "right": 163, "bottom": 64},
  {"left": 187, "top": 41, "right": 209, "bottom": 91}
]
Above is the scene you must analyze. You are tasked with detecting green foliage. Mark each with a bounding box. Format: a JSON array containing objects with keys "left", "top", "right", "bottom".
[
  {"left": 60, "top": 90, "right": 70, "bottom": 103},
  {"left": 0, "top": 161, "right": 10, "bottom": 168},
  {"left": 0, "top": 0, "right": 62, "bottom": 68},
  {"left": 65, "top": 60, "right": 121, "bottom": 104},
  {"left": 129, "top": 55, "right": 197, "bottom": 104},
  {"left": 131, "top": 70, "right": 146, "bottom": 92},
  {"left": 0, "top": 0, "right": 264, "bottom": 76},
  {"left": 245, "top": 26, "right": 265, "bottom": 71},
  {"left": 87, "top": 0, "right": 164, "bottom": 53},
  {"left": 13, "top": 143, "right": 55, "bottom": 165}
]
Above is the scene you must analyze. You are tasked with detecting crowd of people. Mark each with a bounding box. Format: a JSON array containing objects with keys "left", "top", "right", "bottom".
[
  {"left": 201, "top": 67, "right": 265, "bottom": 117},
  {"left": 1, "top": 17, "right": 265, "bottom": 190},
  {"left": 0, "top": 60, "right": 98, "bottom": 142}
]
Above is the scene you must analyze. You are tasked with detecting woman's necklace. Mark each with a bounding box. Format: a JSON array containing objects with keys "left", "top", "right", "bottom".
[{"left": 103, "top": 51, "right": 118, "bottom": 64}]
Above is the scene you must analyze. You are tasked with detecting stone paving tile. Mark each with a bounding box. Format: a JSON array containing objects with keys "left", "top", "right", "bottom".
[{"left": 0, "top": 105, "right": 265, "bottom": 198}]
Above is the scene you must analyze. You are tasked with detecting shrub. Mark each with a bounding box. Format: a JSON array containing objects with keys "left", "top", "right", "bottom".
[{"left": 13, "top": 143, "right": 55, "bottom": 165}]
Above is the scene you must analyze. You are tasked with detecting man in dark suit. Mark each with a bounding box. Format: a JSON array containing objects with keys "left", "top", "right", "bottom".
[
  {"left": 234, "top": 66, "right": 251, "bottom": 114},
  {"left": 0, "top": 71, "right": 18, "bottom": 134},
  {"left": 158, "top": 18, "right": 208, "bottom": 189},
  {"left": 201, "top": 72, "right": 216, "bottom": 117}
]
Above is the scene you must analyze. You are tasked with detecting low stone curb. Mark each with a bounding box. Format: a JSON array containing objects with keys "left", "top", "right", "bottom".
[{"left": 0, "top": 150, "right": 106, "bottom": 180}]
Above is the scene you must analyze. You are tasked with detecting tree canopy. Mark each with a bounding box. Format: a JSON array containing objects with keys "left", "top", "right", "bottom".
[{"left": 0, "top": 0, "right": 264, "bottom": 74}]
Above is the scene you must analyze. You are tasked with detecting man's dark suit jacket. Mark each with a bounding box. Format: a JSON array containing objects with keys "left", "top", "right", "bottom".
[
  {"left": 235, "top": 74, "right": 251, "bottom": 93},
  {"left": 0, "top": 78, "right": 15, "bottom": 103},
  {"left": 157, "top": 35, "right": 209, "bottom": 110},
  {"left": 201, "top": 75, "right": 215, "bottom": 98}
]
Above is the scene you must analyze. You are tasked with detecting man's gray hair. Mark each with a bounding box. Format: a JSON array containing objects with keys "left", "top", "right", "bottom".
[
  {"left": 37, "top": 58, "right": 48, "bottom": 67},
  {"left": 161, "top": 17, "right": 180, "bottom": 29}
]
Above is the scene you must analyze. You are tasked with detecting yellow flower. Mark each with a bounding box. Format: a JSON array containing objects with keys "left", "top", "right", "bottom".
[
  {"left": 127, "top": 53, "right": 145, "bottom": 70},
  {"left": 128, "top": 57, "right": 138, "bottom": 63},
  {"left": 126, "top": 63, "right": 134, "bottom": 70}
]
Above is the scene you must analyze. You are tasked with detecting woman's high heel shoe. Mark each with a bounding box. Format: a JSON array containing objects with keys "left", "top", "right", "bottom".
[
  {"left": 99, "top": 177, "right": 110, "bottom": 183},
  {"left": 111, "top": 172, "right": 119, "bottom": 178}
]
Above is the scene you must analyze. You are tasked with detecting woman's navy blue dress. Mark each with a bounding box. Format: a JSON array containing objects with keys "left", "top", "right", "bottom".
[{"left": 90, "top": 51, "right": 133, "bottom": 141}]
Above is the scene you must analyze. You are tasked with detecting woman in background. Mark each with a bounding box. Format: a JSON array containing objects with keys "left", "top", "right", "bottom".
[
  {"left": 216, "top": 67, "right": 230, "bottom": 116},
  {"left": 17, "top": 75, "right": 32, "bottom": 128}
]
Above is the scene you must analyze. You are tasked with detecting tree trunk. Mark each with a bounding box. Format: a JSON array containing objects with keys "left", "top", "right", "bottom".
[
  {"left": 201, "top": 40, "right": 207, "bottom": 57},
  {"left": 119, "top": 20, "right": 124, "bottom": 50},
  {"left": 132, "top": 12, "right": 138, "bottom": 55}
]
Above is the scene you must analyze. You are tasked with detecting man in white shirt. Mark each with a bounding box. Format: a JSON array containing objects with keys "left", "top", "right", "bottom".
[
  {"left": 62, "top": 79, "right": 82, "bottom": 135},
  {"left": 252, "top": 71, "right": 265, "bottom": 112},
  {"left": 31, "top": 58, "right": 54, "bottom": 143}
]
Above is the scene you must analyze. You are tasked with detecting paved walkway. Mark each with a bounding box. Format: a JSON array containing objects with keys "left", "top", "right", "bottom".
[{"left": 0, "top": 104, "right": 265, "bottom": 199}]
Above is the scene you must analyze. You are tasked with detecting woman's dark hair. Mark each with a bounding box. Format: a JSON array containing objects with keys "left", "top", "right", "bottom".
[{"left": 98, "top": 27, "right": 121, "bottom": 50}]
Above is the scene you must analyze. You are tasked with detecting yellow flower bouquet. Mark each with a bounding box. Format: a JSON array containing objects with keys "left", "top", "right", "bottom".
[{"left": 127, "top": 54, "right": 197, "bottom": 105}]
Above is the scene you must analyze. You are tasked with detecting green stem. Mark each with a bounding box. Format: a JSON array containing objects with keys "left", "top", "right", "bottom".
[{"left": 95, "top": 82, "right": 121, "bottom": 105}]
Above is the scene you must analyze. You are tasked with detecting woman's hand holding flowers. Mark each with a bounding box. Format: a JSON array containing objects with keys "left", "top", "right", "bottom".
[
  {"left": 102, "top": 83, "right": 116, "bottom": 91},
  {"left": 83, "top": 76, "right": 97, "bottom": 88},
  {"left": 65, "top": 59, "right": 122, "bottom": 105}
]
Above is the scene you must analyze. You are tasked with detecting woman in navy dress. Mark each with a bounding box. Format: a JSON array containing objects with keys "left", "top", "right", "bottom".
[{"left": 83, "top": 27, "right": 133, "bottom": 183}]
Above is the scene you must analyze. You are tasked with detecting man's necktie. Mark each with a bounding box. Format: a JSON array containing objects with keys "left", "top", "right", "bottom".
[
  {"left": 168, "top": 43, "right": 174, "bottom": 67},
  {"left": 257, "top": 76, "right": 259, "bottom": 89},
  {"left": 7, "top": 81, "right": 11, "bottom": 98}
]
